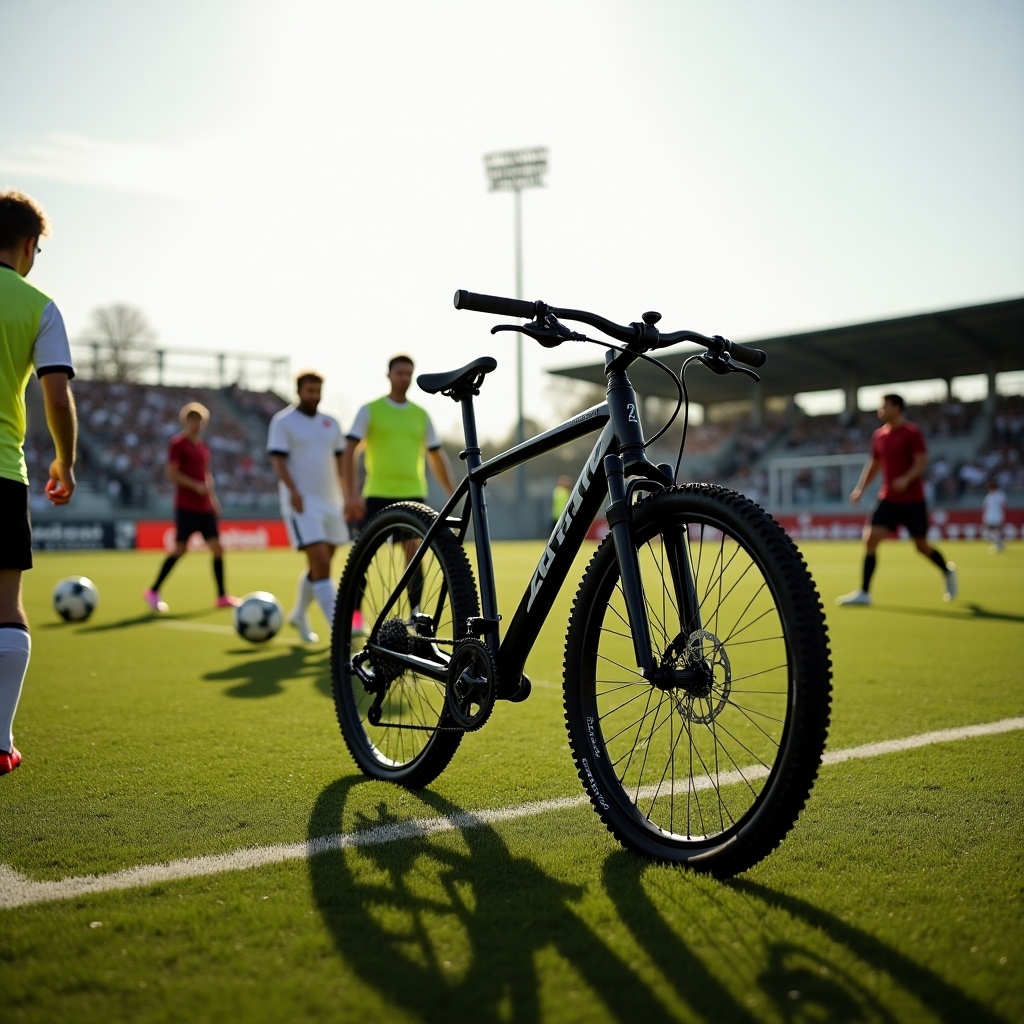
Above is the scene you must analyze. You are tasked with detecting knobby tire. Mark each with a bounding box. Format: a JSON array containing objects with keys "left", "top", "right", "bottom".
[
  {"left": 331, "top": 502, "right": 478, "bottom": 787},
  {"left": 563, "top": 484, "right": 832, "bottom": 876}
]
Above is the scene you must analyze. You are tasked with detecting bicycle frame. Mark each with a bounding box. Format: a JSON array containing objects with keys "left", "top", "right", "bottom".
[{"left": 363, "top": 352, "right": 692, "bottom": 698}]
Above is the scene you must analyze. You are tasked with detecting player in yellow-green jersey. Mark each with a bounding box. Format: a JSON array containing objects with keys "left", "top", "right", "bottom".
[
  {"left": 341, "top": 354, "right": 456, "bottom": 525},
  {"left": 340, "top": 355, "right": 456, "bottom": 628},
  {"left": 0, "top": 190, "right": 78, "bottom": 776}
]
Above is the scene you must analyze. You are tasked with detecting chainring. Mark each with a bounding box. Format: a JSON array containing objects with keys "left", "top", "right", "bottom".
[{"left": 445, "top": 637, "right": 497, "bottom": 732}]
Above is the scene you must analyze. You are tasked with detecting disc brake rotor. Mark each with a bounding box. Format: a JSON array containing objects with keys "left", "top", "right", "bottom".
[{"left": 675, "top": 628, "right": 731, "bottom": 724}]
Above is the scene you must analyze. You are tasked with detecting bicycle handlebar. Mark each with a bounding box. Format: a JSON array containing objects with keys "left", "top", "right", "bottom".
[
  {"left": 453, "top": 289, "right": 767, "bottom": 368},
  {"left": 453, "top": 290, "right": 538, "bottom": 321},
  {"left": 712, "top": 337, "right": 768, "bottom": 368}
]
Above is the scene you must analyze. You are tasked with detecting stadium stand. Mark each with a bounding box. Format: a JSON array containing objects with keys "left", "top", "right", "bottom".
[
  {"left": 19, "top": 297, "right": 1022, "bottom": 537},
  {"left": 25, "top": 377, "right": 286, "bottom": 515},
  {"left": 22, "top": 377, "right": 1022, "bottom": 527}
]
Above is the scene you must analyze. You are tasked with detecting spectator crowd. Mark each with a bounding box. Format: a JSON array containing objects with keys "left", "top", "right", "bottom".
[
  {"left": 25, "top": 378, "right": 286, "bottom": 511},
  {"left": 23, "top": 382, "right": 1023, "bottom": 514}
]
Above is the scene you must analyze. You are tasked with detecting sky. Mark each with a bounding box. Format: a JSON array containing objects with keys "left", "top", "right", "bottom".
[{"left": 1, "top": 0, "right": 1022, "bottom": 440}]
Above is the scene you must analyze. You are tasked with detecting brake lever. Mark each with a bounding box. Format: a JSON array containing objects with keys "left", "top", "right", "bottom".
[
  {"left": 491, "top": 314, "right": 587, "bottom": 349},
  {"left": 697, "top": 351, "right": 761, "bottom": 382}
]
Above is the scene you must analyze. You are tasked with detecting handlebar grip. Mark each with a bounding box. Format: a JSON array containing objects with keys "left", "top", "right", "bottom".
[
  {"left": 728, "top": 340, "right": 767, "bottom": 368},
  {"left": 454, "top": 289, "right": 539, "bottom": 319}
]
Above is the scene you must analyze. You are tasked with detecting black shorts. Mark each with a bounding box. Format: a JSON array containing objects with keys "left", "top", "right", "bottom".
[
  {"left": 0, "top": 477, "right": 32, "bottom": 570},
  {"left": 175, "top": 509, "right": 220, "bottom": 543},
  {"left": 870, "top": 499, "right": 929, "bottom": 538}
]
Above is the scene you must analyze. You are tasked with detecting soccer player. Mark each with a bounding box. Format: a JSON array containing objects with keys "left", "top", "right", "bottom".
[
  {"left": 837, "top": 393, "right": 956, "bottom": 606},
  {"left": 981, "top": 479, "right": 1007, "bottom": 553},
  {"left": 144, "top": 402, "right": 239, "bottom": 612},
  {"left": 552, "top": 474, "right": 573, "bottom": 533},
  {"left": 341, "top": 354, "right": 456, "bottom": 525},
  {"left": 340, "top": 355, "right": 456, "bottom": 621},
  {"left": 0, "top": 190, "right": 78, "bottom": 776},
  {"left": 268, "top": 371, "right": 347, "bottom": 644}
]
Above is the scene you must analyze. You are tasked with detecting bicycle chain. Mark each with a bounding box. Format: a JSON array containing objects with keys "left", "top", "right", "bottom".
[{"left": 363, "top": 632, "right": 478, "bottom": 734}]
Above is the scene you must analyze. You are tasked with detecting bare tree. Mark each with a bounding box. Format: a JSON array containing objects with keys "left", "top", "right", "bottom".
[{"left": 80, "top": 304, "right": 158, "bottom": 382}]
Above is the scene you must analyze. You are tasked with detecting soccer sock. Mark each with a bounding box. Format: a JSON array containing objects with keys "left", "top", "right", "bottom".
[
  {"left": 928, "top": 549, "right": 949, "bottom": 572},
  {"left": 293, "top": 572, "right": 314, "bottom": 617},
  {"left": 152, "top": 555, "right": 179, "bottom": 591},
  {"left": 212, "top": 557, "right": 226, "bottom": 597},
  {"left": 312, "top": 578, "right": 336, "bottom": 626},
  {"left": 862, "top": 554, "right": 876, "bottom": 592},
  {"left": 0, "top": 625, "right": 31, "bottom": 752}
]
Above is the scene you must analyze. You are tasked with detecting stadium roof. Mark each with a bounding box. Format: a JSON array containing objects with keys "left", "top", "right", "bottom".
[{"left": 549, "top": 296, "right": 1024, "bottom": 408}]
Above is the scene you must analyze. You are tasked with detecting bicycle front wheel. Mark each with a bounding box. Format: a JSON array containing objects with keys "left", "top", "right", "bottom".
[
  {"left": 563, "top": 484, "right": 831, "bottom": 876},
  {"left": 332, "top": 502, "right": 479, "bottom": 787}
]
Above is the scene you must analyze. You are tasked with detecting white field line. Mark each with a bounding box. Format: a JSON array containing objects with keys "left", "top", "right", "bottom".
[{"left": 1, "top": 716, "right": 1021, "bottom": 911}]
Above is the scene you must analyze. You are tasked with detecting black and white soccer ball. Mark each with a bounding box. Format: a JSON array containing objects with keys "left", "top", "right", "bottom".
[
  {"left": 52, "top": 576, "right": 99, "bottom": 622},
  {"left": 233, "top": 591, "right": 284, "bottom": 644}
]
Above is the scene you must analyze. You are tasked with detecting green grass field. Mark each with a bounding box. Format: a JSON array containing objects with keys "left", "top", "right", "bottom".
[{"left": 1, "top": 539, "right": 1021, "bottom": 1023}]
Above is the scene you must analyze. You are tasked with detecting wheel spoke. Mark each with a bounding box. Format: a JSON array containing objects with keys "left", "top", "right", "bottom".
[
  {"left": 563, "top": 485, "right": 830, "bottom": 872},
  {"left": 333, "top": 504, "right": 478, "bottom": 786}
]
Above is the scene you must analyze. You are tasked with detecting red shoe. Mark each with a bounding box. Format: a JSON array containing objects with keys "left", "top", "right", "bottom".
[
  {"left": 143, "top": 588, "right": 169, "bottom": 613},
  {"left": 0, "top": 747, "right": 22, "bottom": 775},
  {"left": 216, "top": 595, "right": 241, "bottom": 608}
]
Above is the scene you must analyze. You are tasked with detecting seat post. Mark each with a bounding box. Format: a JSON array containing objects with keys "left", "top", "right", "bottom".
[
  {"left": 459, "top": 391, "right": 482, "bottom": 475},
  {"left": 458, "top": 393, "right": 500, "bottom": 650}
]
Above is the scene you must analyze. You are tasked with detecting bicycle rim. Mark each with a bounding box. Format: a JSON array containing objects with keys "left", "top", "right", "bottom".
[
  {"left": 332, "top": 503, "right": 477, "bottom": 785},
  {"left": 563, "top": 485, "right": 831, "bottom": 874}
]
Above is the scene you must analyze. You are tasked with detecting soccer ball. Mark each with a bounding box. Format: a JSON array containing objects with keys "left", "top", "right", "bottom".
[
  {"left": 53, "top": 576, "right": 99, "bottom": 622},
  {"left": 233, "top": 591, "right": 284, "bottom": 644}
]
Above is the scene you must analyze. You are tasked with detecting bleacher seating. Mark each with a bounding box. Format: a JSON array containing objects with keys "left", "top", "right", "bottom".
[
  {"left": 671, "top": 396, "right": 1019, "bottom": 504},
  {"left": 22, "top": 378, "right": 1022, "bottom": 515},
  {"left": 25, "top": 378, "right": 287, "bottom": 513}
]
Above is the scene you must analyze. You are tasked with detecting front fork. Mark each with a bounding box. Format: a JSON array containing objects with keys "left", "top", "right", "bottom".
[{"left": 604, "top": 456, "right": 702, "bottom": 679}]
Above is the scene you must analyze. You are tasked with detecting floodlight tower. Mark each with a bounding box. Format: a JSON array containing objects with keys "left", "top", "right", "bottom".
[{"left": 484, "top": 147, "right": 548, "bottom": 506}]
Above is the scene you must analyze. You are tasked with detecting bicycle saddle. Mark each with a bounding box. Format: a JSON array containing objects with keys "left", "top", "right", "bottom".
[{"left": 417, "top": 356, "right": 498, "bottom": 396}]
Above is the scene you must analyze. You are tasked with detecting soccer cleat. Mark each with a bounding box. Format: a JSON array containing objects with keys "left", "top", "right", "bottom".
[
  {"left": 0, "top": 746, "right": 22, "bottom": 776},
  {"left": 351, "top": 610, "right": 365, "bottom": 638},
  {"left": 215, "top": 595, "right": 241, "bottom": 608},
  {"left": 287, "top": 612, "right": 319, "bottom": 645},
  {"left": 943, "top": 563, "right": 958, "bottom": 602},
  {"left": 836, "top": 589, "right": 872, "bottom": 606},
  {"left": 143, "top": 588, "right": 169, "bottom": 613}
]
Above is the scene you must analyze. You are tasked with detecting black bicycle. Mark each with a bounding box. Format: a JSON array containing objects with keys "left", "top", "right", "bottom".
[{"left": 331, "top": 290, "right": 832, "bottom": 877}]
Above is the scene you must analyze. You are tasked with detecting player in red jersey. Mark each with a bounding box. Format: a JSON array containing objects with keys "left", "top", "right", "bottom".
[
  {"left": 143, "top": 403, "right": 239, "bottom": 612},
  {"left": 837, "top": 393, "right": 956, "bottom": 606}
]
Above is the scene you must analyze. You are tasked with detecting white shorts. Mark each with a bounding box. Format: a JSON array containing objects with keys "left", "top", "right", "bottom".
[{"left": 283, "top": 496, "right": 348, "bottom": 549}]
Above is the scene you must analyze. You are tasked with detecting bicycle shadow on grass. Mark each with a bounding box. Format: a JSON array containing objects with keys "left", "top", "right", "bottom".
[
  {"left": 600, "top": 855, "right": 1009, "bottom": 1023},
  {"left": 202, "top": 644, "right": 331, "bottom": 699},
  {"left": 307, "top": 778, "right": 758, "bottom": 1024},
  {"left": 714, "top": 877, "right": 1007, "bottom": 1024}
]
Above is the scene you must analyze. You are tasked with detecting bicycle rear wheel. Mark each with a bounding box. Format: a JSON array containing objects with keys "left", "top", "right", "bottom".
[
  {"left": 563, "top": 484, "right": 832, "bottom": 876},
  {"left": 332, "top": 502, "right": 478, "bottom": 787}
]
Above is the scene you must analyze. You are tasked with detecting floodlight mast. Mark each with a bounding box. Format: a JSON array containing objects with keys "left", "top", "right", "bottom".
[{"left": 484, "top": 147, "right": 548, "bottom": 511}]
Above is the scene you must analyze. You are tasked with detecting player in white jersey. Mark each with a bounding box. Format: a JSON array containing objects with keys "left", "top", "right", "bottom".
[
  {"left": 267, "top": 371, "right": 347, "bottom": 643},
  {"left": 981, "top": 479, "right": 1007, "bottom": 552}
]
